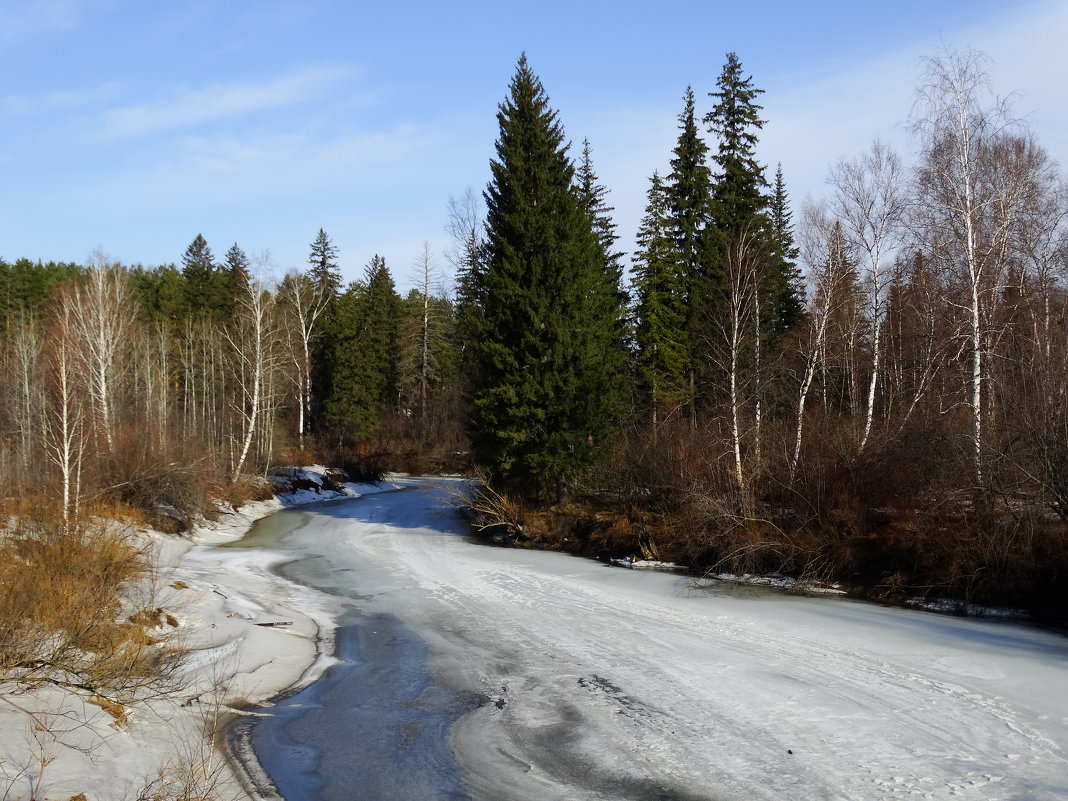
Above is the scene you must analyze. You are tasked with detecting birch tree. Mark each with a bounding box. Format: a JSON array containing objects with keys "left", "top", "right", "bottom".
[
  {"left": 9, "top": 312, "right": 43, "bottom": 471},
  {"left": 713, "top": 221, "right": 761, "bottom": 498},
  {"left": 279, "top": 270, "right": 330, "bottom": 449},
  {"left": 913, "top": 49, "right": 1034, "bottom": 499},
  {"left": 829, "top": 139, "right": 907, "bottom": 453},
  {"left": 791, "top": 203, "right": 852, "bottom": 483},
  {"left": 67, "top": 256, "right": 135, "bottom": 452},
  {"left": 226, "top": 274, "right": 280, "bottom": 482},
  {"left": 43, "top": 292, "right": 88, "bottom": 531}
]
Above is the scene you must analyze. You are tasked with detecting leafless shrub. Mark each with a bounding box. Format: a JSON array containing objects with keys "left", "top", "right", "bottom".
[{"left": 439, "top": 467, "right": 525, "bottom": 535}]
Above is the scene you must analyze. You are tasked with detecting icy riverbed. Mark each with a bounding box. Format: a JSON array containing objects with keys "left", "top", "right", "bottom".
[{"left": 235, "top": 479, "right": 1068, "bottom": 801}]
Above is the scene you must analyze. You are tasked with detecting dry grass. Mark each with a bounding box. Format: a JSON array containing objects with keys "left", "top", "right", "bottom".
[{"left": 0, "top": 506, "right": 182, "bottom": 706}]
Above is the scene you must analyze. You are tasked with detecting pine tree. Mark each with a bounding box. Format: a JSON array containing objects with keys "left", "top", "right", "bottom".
[
  {"left": 181, "top": 234, "right": 227, "bottom": 318},
  {"left": 308, "top": 228, "right": 343, "bottom": 429},
  {"left": 322, "top": 255, "right": 401, "bottom": 438},
  {"left": 575, "top": 138, "right": 624, "bottom": 291},
  {"left": 632, "top": 171, "right": 689, "bottom": 431},
  {"left": 666, "top": 87, "right": 714, "bottom": 422},
  {"left": 705, "top": 52, "right": 768, "bottom": 232},
  {"left": 667, "top": 87, "right": 714, "bottom": 299},
  {"left": 474, "top": 55, "right": 625, "bottom": 497},
  {"left": 308, "top": 228, "right": 342, "bottom": 298},
  {"left": 767, "top": 164, "right": 805, "bottom": 337},
  {"left": 574, "top": 138, "right": 629, "bottom": 384},
  {"left": 224, "top": 243, "right": 251, "bottom": 317}
]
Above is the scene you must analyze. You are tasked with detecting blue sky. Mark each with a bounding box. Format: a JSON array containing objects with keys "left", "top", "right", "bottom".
[{"left": 2, "top": 0, "right": 1065, "bottom": 290}]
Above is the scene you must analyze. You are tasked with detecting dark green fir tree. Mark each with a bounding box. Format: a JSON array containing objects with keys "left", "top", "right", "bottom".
[
  {"left": 181, "top": 234, "right": 227, "bottom": 318},
  {"left": 322, "top": 255, "right": 401, "bottom": 438},
  {"left": 632, "top": 171, "right": 690, "bottom": 432},
  {"left": 474, "top": 55, "right": 625, "bottom": 500},
  {"left": 767, "top": 164, "right": 805, "bottom": 337},
  {"left": 308, "top": 228, "right": 344, "bottom": 428},
  {"left": 575, "top": 138, "right": 625, "bottom": 292},
  {"left": 705, "top": 52, "right": 768, "bottom": 232},
  {"left": 224, "top": 243, "right": 251, "bottom": 313},
  {"left": 668, "top": 87, "right": 714, "bottom": 301},
  {"left": 574, "top": 138, "right": 629, "bottom": 371},
  {"left": 666, "top": 86, "right": 714, "bottom": 422},
  {"left": 308, "top": 228, "right": 342, "bottom": 299}
]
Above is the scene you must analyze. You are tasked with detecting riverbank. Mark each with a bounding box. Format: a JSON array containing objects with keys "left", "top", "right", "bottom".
[{"left": 0, "top": 468, "right": 398, "bottom": 801}]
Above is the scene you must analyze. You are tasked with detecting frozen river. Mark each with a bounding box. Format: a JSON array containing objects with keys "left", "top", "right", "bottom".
[{"left": 230, "top": 479, "right": 1068, "bottom": 800}]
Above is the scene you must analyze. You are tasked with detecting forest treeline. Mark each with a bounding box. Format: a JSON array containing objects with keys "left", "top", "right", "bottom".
[{"left": 2, "top": 48, "right": 1067, "bottom": 617}]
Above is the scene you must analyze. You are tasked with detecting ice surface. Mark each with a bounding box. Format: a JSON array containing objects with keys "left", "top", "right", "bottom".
[{"left": 243, "top": 479, "right": 1068, "bottom": 801}]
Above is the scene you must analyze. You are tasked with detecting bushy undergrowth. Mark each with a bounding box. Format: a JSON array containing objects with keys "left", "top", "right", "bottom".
[
  {"left": 470, "top": 421, "right": 1068, "bottom": 623},
  {"left": 0, "top": 501, "right": 181, "bottom": 705}
]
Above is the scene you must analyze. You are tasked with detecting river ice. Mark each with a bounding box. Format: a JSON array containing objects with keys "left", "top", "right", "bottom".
[{"left": 241, "top": 479, "right": 1068, "bottom": 801}]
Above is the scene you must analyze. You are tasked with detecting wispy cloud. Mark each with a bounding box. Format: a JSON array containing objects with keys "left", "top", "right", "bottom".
[
  {"left": 89, "top": 121, "right": 431, "bottom": 209},
  {"left": 1, "top": 0, "right": 92, "bottom": 41},
  {"left": 759, "top": 0, "right": 1068, "bottom": 209},
  {"left": 0, "top": 84, "right": 119, "bottom": 118},
  {"left": 100, "top": 64, "right": 357, "bottom": 138}
]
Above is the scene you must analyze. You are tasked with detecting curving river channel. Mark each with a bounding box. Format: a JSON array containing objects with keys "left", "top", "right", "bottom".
[{"left": 224, "top": 479, "right": 1068, "bottom": 801}]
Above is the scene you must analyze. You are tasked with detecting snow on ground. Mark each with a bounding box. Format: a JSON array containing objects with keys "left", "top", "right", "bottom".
[
  {"left": 0, "top": 470, "right": 401, "bottom": 801},
  {"left": 250, "top": 480, "right": 1068, "bottom": 801},
  {"left": 7, "top": 474, "right": 1067, "bottom": 800}
]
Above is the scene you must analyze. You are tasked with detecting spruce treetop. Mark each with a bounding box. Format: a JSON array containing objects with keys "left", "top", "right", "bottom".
[
  {"left": 308, "top": 228, "right": 342, "bottom": 298},
  {"left": 705, "top": 52, "right": 768, "bottom": 229},
  {"left": 225, "top": 243, "right": 251, "bottom": 284},
  {"left": 182, "top": 233, "right": 216, "bottom": 274}
]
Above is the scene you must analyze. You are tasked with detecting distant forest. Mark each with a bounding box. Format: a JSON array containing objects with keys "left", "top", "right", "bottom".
[{"left": 2, "top": 49, "right": 1066, "bottom": 617}]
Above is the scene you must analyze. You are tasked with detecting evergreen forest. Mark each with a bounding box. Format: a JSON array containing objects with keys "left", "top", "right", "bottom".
[{"left": 3, "top": 49, "right": 1068, "bottom": 619}]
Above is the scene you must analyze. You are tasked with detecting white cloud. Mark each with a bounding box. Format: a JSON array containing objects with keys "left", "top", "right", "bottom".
[
  {"left": 761, "top": 0, "right": 1068, "bottom": 210},
  {"left": 100, "top": 64, "right": 357, "bottom": 138}
]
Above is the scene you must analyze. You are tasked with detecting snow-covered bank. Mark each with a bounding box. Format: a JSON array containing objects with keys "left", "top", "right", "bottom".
[{"left": 0, "top": 469, "right": 403, "bottom": 801}]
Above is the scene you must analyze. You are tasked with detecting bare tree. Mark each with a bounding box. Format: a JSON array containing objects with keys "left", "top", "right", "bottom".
[
  {"left": 791, "top": 202, "right": 853, "bottom": 482},
  {"left": 278, "top": 270, "right": 331, "bottom": 449},
  {"left": 9, "top": 312, "right": 43, "bottom": 472},
  {"left": 66, "top": 255, "right": 136, "bottom": 452},
  {"left": 41, "top": 293, "right": 88, "bottom": 531},
  {"left": 396, "top": 242, "right": 449, "bottom": 434},
  {"left": 829, "top": 139, "right": 907, "bottom": 453},
  {"left": 226, "top": 272, "right": 281, "bottom": 482},
  {"left": 912, "top": 48, "right": 1033, "bottom": 498},
  {"left": 712, "top": 221, "right": 762, "bottom": 498},
  {"left": 883, "top": 251, "right": 954, "bottom": 435}
]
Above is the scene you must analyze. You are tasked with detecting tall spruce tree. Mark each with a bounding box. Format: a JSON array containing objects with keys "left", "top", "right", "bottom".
[
  {"left": 181, "top": 234, "right": 228, "bottom": 318},
  {"left": 224, "top": 243, "right": 251, "bottom": 317},
  {"left": 705, "top": 52, "right": 768, "bottom": 231},
  {"left": 668, "top": 87, "right": 714, "bottom": 300},
  {"left": 666, "top": 87, "right": 714, "bottom": 422},
  {"left": 308, "top": 228, "right": 342, "bottom": 298},
  {"left": 474, "top": 55, "right": 625, "bottom": 498},
  {"left": 633, "top": 171, "right": 690, "bottom": 431},
  {"left": 575, "top": 138, "right": 625, "bottom": 292},
  {"left": 307, "top": 228, "right": 343, "bottom": 429},
  {"left": 322, "top": 255, "right": 401, "bottom": 438},
  {"left": 574, "top": 138, "right": 629, "bottom": 381},
  {"left": 705, "top": 53, "right": 802, "bottom": 340},
  {"left": 768, "top": 164, "right": 805, "bottom": 336}
]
